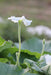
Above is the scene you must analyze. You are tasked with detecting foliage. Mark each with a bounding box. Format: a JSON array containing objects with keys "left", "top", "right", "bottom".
[{"left": 0, "top": 36, "right": 51, "bottom": 75}]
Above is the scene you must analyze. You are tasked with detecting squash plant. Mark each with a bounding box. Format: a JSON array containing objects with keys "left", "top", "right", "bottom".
[{"left": 0, "top": 16, "right": 51, "bottom": 75}]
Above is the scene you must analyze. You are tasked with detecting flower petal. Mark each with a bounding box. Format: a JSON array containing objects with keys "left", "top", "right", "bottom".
[
  {"left": 22, "top": 16, "right": 32, "bottom": 26},
  {"left": 8, "top": 16, "right": 21, "bottom": 23}
]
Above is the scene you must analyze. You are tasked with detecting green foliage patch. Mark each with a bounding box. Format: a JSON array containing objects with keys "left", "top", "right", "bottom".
[{"left": 0, "top": 36, "right": 51, "bottom": 75}]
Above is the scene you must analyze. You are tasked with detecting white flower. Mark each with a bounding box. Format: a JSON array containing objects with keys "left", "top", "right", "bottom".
[
  {"left": 8, "top": 16, "right": 32, "bottom": 26},
  {"left": 45, "top": 54, "right": 51, "bottom": 65},
  {"left": 39, "top": 54, "right": 51, "bottom": 65}
]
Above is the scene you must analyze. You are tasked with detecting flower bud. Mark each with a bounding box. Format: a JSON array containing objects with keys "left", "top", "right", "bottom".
[{"left": 43, "top": 39, "right": 45, "bottom": 45}]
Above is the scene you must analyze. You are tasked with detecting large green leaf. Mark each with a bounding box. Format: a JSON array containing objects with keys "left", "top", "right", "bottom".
[
  {"left": 20, "top": 38, "right": 42, "bottom": 53},
  {"left": 45, "top": 41, "right": 51, "bottom": 53},
  {"left": 25, "top": 72, "right": 40, "bottom": 75},
  {"left": 0, "top": 62, "right": 25, "bottom": 75},
  {"left": 16, "top": 38, "right": 51, "bottom": 54}
]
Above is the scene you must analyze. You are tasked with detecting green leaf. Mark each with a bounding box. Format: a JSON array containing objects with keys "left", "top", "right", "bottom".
[
  {"left": 0, "top": 41, "right": 13, "bottom": 52},
  {"left": 21, "top": 38, "right": 42, "bottom": 53},
  {"left": 45, "top": 41, "right": 51, "bottom": 53},
  {"left": 41, "top": 65, "right": 51, "bottom": 75},
  {"left": 24, "top": 59, "right": 42, "bottom": 72},
  {"left": 0, "top": 62, "right": 25, "bottom": 75},
  {"left": 38, "top": 55, "right": 46, "bottom": 68},
  {"left": 0, "top": 47, "right": 18, "bottom": 57},
  {"left": 0, "top": 36, "right": 13, "bottom": 52},
  {"left": 21, "top": 50, "right": 41, "bottom": 58},
  {"left": 0, "top": 58, "right": 9, "bottom": 63},
  {"left": 20, "top": 52, "right": 38, "bottom": 63},
  {"left": 25, "top": 72, "right": 39, "bottom": 75}
]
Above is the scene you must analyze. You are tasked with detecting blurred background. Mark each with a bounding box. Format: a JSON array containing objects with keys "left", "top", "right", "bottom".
[{"left": 0, "top": 0, "right": 51, "bottom": 42}]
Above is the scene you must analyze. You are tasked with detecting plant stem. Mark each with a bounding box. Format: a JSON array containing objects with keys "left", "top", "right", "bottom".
[
  {"left": 41, "top": 44, "right": 45, "bottom": 56},
  {"left": 41, "top": 39, "right": 45, "bottom": 56},
  {"left": 16, "top": 22, "right": 21, "bottom": 67}
]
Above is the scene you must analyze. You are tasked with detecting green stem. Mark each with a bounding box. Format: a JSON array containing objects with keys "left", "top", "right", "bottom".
[
  {"left": 16, "top": 22, "right": 21, "bottom": 67},
  {"left": 41, "top": 43, "right": 45, "bottom": 56},
  {"left": 41, "top": 39, "right": 45, "bottom": 56}
]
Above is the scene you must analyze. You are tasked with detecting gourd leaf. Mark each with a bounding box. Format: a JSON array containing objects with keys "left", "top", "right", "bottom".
[
  {"left": 0, "top": 62, "right": 25, "bottom": 75},
  {"left": 15, "top": 37, "right": 51, "bottom": 55}
]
